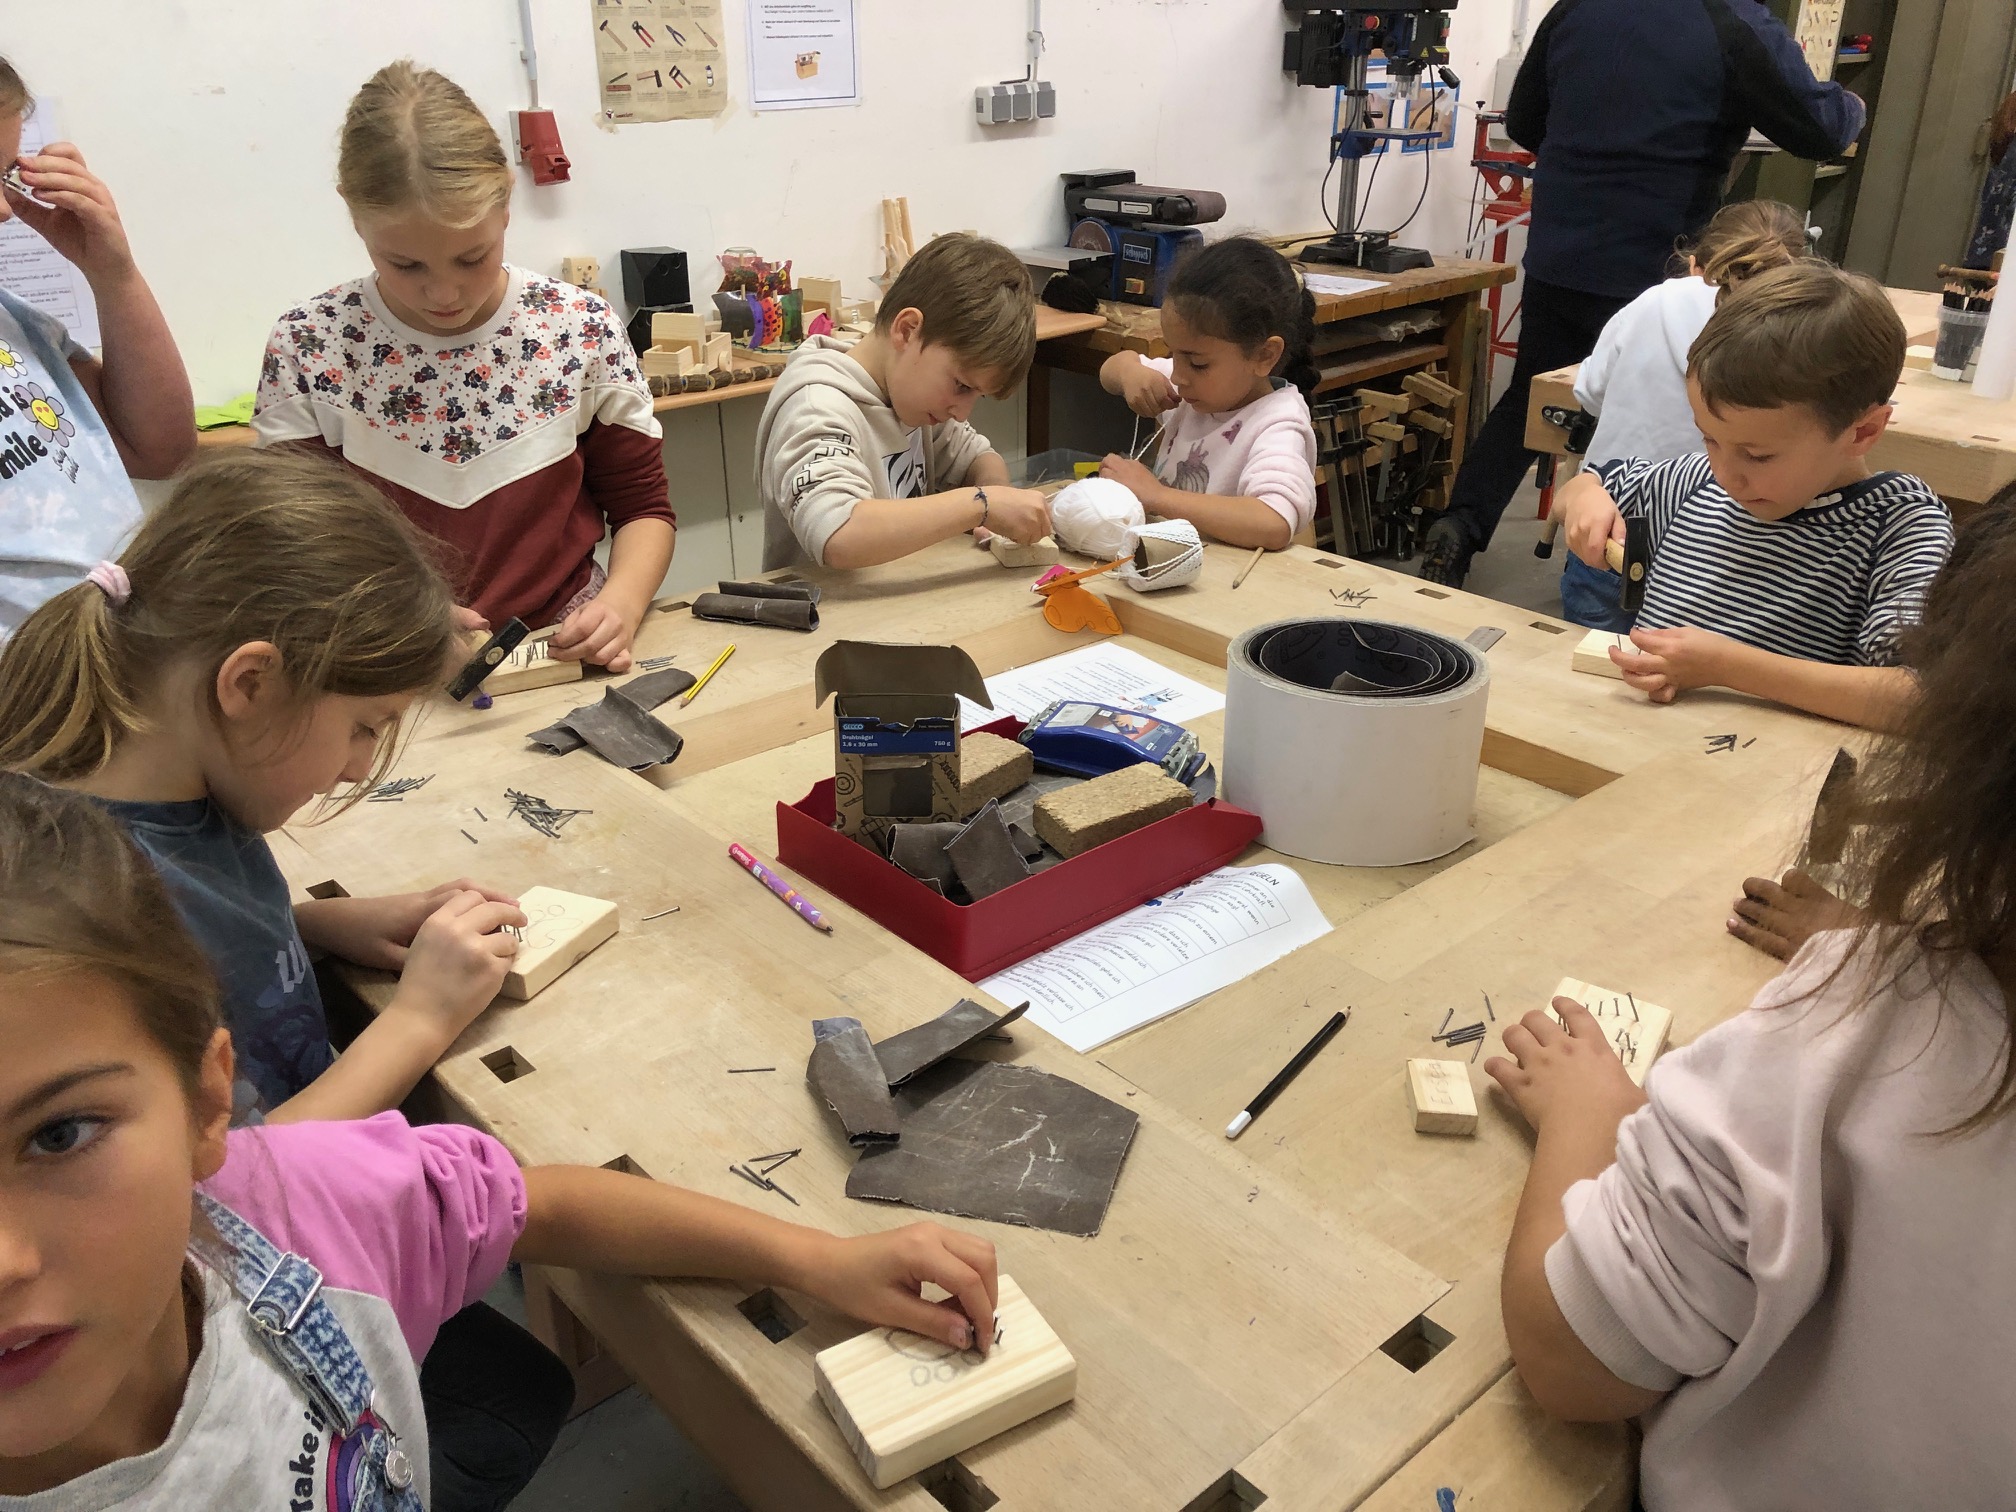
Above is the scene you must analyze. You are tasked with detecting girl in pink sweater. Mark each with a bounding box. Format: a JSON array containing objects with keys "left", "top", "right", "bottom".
[
  {"left": 1488, "top": 498, "right": 2016, "bottom": 1509},
  {"left": 1096, "top": 238, "right": 1319, "bottom": 551}
]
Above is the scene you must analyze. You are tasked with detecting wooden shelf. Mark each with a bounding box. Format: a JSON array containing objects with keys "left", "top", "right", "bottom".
[
  {"left": 1312, "top": 340, "right": 1449, "bottom": 395},
  {"left": 1815, "top": 164, "right": 1851, "bottom": 180},
  {"left": 1836, "top": 50, "right": 1873, "bottom": 63}
]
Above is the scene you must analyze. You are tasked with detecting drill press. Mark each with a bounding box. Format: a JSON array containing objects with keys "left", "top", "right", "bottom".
[{"left": 1283, "top": 0, "right": 1461, "bottom": 273}]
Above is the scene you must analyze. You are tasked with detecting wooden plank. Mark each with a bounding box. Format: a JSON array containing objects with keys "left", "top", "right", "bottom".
[
  {"left": 1314, "top": 341, "right": 1450, "bottom": 395},
  {"left": 501, "top": 886, "right": 619, "bottom": 1000},
  {"left": 1544, "top": 977, "right": 1673, "bottom": 1086}
]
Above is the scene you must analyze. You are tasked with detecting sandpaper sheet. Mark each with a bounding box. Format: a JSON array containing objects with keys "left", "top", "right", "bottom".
[
  {"left": 529, "top": 688, "right": 684, "bottom": 770},
  {"left": 1807, "top": 747, "right": 1859, "bottom": 864},
  {"left": 808, "top": 1017, "right": 901, "bottom": 1146},
  {"left": 693, "top": 592, "right": 820, "bottom": 632},
  {"left": 873, "top": 998, "right": 1029, "bottom": 1087},
  {"left": 526, "top": 666, "right": 695, "bottom": 759},
  {"left": 847, "top": 1059, "right": 1139, "bottom": 1236},
  {"left": 888, "top": 821, "right": 964, "bottom": 888},
  {"left": 719, "top": 579, "right": 822, "bottom": 604},
  {"left": 945, "top": 800, "right": 1030, "bottom": 901}
]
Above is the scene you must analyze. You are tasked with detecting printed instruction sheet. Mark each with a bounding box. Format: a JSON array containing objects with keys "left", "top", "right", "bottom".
[
  {"left": 747, "top": 0, "right": 861, "bottom": 110},
  {"left": 594, "top": 0, "right": 729, "bottom": 123},
  {"left": 960, "top": 643, "right": 1225, "bottom": 731},
  {"left": 0, "top": 102, "right": 99, "bottom": 348},
  {"left": 981, "top": 865, "right": 1334, "bottom": 1052}
]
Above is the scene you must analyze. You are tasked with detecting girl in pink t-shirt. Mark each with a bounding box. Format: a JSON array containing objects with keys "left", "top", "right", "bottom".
[
  {"left": 0, "top": 774, "right": 998, "bottom": 1510},
  {"left": 1095, "top": 237, "right": 1319, "bottom": 551}
]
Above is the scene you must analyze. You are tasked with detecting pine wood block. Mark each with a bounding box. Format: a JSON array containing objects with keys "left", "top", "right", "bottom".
[
  {"left": 1407, "top": 410, "right": 1452, "bottom": 437},
  {"left": 1366, "top": 420, "right": 1409, "bottom": 442},
  {"left": 814, "top": 1274, "right": 1077, "bottom": 1490},
  {"left": 501, "top": 886, "right": 620, "bottom": 1001},
  {"left": 704, "top": 332, "right": 733, "bottom": 372},
  {"left": 560, "top": 256, "right": 600, "bottom": 288},
  {"left": 473, "top": 634, "right": 583, "bottom": 696},
  {"left": 1403, "top": 371, "right": 1460, "bottom": 407},
  {"left": 651, "top": 311, "right": 708, "bottom": 348},
  {"left": 1545, "top": 977, "right": 1672, "bottom": 1086},
  {"left": 1571, "top": 628, "right": 1631, "bottom": 680},
  {"left": 988, "top": 533, "right": 1060, "bottom": 569},
  {"left": 1904, "top": 344, "right": 1934, "bottom": 371},
  {"left": 1033, "top": 763, "right": 1193, "bottom": 859},
  {"left": 1407, "top": 1058, "right": 1477, "bottom": 1136},
  {"left": 799, "top": 275, "right": 844, "bottom": 314},
  {"left": 642, "top": 346, "right": 698, "bottom": 377}
]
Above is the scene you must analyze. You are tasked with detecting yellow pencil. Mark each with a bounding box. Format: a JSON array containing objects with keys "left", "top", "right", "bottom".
[{"left": 680, "top": 643, "right": 737, "bottom": 707}]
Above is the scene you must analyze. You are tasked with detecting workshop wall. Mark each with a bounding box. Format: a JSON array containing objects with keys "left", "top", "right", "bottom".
[{"left": 14, "top": 0, "right": 1525, "bottom": 402}]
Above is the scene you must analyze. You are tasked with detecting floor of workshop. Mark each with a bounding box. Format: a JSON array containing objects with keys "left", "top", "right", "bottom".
[{"left": 503, "top": 482, "right": 1563, "bottom": 1512}]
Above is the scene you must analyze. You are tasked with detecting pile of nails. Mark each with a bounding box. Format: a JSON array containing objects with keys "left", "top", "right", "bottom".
[
  {"left": 504, "top": 788, "right": 594, "bottom": 838},
  {"left": 1432, "top": 993, "right": 1498, "bottom": 1062},
  {"left": 729, "top": 1148, "right": 801, "bottom": 1206},
  {"left": 367, "top": 774, "right": 434, "bottom": 802}
]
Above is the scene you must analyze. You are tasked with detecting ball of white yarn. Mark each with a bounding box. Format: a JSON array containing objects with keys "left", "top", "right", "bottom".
[{"left": 1049, "top": 476, "right": 1146, "bottom": 560}]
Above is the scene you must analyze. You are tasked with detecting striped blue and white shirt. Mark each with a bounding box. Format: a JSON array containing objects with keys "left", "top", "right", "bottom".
[{"left": 1594, "top": 455, "right": 1953, "bottom": 667}]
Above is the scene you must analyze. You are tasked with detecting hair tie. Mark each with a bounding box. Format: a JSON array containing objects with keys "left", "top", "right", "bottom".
[{"left": 85, "top": 561, "right": 131, "bottom": 607}]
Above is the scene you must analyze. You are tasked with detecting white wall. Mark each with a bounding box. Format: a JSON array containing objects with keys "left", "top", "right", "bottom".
[{"left": 12, "top": 0, "right": 1525, "bottom": 403}]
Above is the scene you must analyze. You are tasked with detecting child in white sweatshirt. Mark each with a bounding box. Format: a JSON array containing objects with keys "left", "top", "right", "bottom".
[
  {"left": 1489, "top": 498, "right": 2016, "bottom": 1509},
  {"left": 1097, "top": 238, "right": 1319, "bottom": 551}
]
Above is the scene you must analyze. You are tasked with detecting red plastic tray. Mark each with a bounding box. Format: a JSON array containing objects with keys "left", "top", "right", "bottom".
[{"left": 776, "top": 719, "right": 1263, "bottom": 980}]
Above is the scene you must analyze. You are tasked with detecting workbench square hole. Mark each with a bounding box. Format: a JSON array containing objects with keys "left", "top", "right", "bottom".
[
  {"left": 480, "top": 1046, "right": 535, "bottom": 1083},
  {"left": 919, "top": 1458, "right": 998, "bottom": 1512},
  {"left": 1415, "top": 586, "right": 1450, "bottom": 599},
  {"left": 736, "top": 1288, "right": 806, "bottom": 1343},
  {"left": 1529, "top": 620, "right": 1568, "bottom": 635},
  {"left": 601, "top": 1154, "right": 650, "bottom": 1179},
  {"left": 1315, "top": 556, "right": 1344, "bottom": 569},
  {"left": 651, "top": 599, "right": 691, "bottom": 615},
  {"left": 305, "top": 879, "right": 350, "bottom": 900},
  {"left": 1378, "top": 1313, "right": 1455, "bottom": 1372},
  {"left": 1178, "top": 1470, "right": 1268, "bottom": 1512}
]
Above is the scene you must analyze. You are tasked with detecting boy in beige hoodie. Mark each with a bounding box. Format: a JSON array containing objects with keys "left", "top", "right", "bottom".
[{"left": 757, "top": 233, "right": 1053, "bottom": 570}]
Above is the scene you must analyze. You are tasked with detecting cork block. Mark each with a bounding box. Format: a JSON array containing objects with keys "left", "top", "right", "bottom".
[
  {"left": 1033, "top": 763, "right": 1192, "bottom": 859},
  {"left": 1571, "top": 628, "right": 1631, "bottom": 679},
  {"left": 1407, "top": 1058, "right": 1477, "bottom": 1136},
  {"left": 814, "top": 1274, "right": 1076, "bottom": 1490},
  {"left": 988, "top": 534, "right": 1061, "bottom": 569},
  {"left": 952, "top": 732, "right": 1035, "bottom": 820},
  {"left": 1545, "top": 977, "right": 1672, "bottom": 1086},
  {"left": 501, "top": 886, "right": 619, "bottom": 1001}
]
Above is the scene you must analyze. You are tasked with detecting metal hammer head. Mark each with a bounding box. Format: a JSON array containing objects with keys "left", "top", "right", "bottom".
[{"left": 1604, "top": 518, "right": 1651, "bottom": 615}]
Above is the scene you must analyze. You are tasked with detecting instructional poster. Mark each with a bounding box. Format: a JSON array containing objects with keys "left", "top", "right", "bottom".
[
  {"left": 594, "top": 0, "right": 729, "bottom": 123},
  {"left": 747, "top": 0, "right": 861, "bottom": 111}
]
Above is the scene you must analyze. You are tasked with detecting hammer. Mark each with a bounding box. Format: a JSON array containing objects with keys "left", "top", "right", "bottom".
[{"left": 1602, "top": 517, "right": 1652, "bottom": 616}]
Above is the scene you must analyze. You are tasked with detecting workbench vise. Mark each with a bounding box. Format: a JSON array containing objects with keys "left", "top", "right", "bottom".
[{"left": 1062, "top": 170, "right": 1227, "bottom": 306}]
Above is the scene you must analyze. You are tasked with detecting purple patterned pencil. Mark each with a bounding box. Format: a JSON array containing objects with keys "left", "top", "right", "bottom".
[{"left": 728, "top": 843, "right": 832, "bottom": 933}]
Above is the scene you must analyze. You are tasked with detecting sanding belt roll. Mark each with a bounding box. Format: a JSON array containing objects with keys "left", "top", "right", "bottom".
[
  {"left": 1222, "top": 617, "right": 1490, "bottom": 866},
  {"left": 693, "top": 579, "right": 822, "bottom": 632}
]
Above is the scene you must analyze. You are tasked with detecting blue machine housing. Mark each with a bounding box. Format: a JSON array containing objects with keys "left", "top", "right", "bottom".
[{"left": 1020, "top": 700, "right": 1206, "bottom": 782}]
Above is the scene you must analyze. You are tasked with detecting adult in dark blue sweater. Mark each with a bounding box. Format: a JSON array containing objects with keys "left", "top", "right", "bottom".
[{"left": 1420, "top": 0, "right": 1865, "bottom": 588}]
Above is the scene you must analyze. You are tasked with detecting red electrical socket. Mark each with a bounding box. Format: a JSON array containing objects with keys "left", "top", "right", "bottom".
[{"left": 513, "top": 110, "right": 570, "bottom": 185}]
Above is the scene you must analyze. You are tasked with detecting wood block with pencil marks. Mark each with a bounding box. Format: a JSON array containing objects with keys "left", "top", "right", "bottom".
[
  {"left": 468, "top": 632, "right": 583, "bottom": 696},
  {"left": 1546, "top": 977, "right": 1672, "bottom": 1085},
  {"left": 501, "top": 886, "right": 619, "bottom": 1001},
  {"left": 813, "top": 1274, "right": 1077, "bottom": 1489},
  {"left": 1407, "top": 1058, "right": 1477, "bottom": 1136}
]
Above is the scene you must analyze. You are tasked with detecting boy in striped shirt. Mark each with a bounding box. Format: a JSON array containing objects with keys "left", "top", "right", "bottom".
[{"left": 1559, "top": 263, "right": 1952, "bottom": 730}]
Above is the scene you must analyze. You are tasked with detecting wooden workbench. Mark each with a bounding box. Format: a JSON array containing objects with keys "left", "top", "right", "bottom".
[
  {"left": 275, "top": 536, "right": 1848, "bottom": 1510},
  {"left": 1522, "top": 285, "right": 2016, "bottom": 508},
  {"left": 1029, "top": 256, "right": 1515, "bottom": 487}
]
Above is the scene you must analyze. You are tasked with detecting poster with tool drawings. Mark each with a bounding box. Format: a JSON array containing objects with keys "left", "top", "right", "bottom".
[{"left": 595, "top": 0, "right": 730, "bottom": 122}]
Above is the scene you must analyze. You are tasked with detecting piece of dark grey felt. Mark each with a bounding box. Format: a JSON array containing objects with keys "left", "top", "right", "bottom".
[
  {"left": 888, "top": 822, "right": 964, "bottom": 887},
  {"left": 846, "top": 1059, "right": 1139, "bottom": 1237},
  {"left": 693, "top": 592, "right": 820, "bottom": 632},
  {"left": 945, "top": 800, "right": 1029, "bottom": 901},
  {"left": 719, "top": 579, "right": 822, "bottom": 604},
  {"left": 529, "top": 688, "right": 683, "bottom": 770},
  {"left": 873, "top": 998, "right": 1030, "bottom": 1087},
  {"left": 807, "top": 1017, "right": 901, "bottom": 1145},
  {"left": 526, "top": 666, "right": 696, "bottom": 756}
]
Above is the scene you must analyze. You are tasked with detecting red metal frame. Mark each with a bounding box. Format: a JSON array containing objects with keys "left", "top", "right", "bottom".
[{"left": 1469, "top": 112, "right": 1552, "bottom": 515}]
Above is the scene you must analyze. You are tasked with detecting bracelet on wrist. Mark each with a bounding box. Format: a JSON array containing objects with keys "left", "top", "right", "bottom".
[{"left": 974, "top": 486, "right": 990, "bottom": 529}]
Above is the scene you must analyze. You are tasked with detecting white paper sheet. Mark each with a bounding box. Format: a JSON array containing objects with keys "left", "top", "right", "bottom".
[
  {"left": 960, "top": 643, "right": 1225, "bottom": 732},
  {"left": 747, "top": 0, "right": 861, "bottom": 111},
  {"left": 981, "top": 865, "right": 1333, "bottom": 1052},
  {"left": 0, "top": 101, "right": 99, "bottom": 349},
  {"left": 1301, "top": 273, "right": 1385, "bottom": 298}
]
